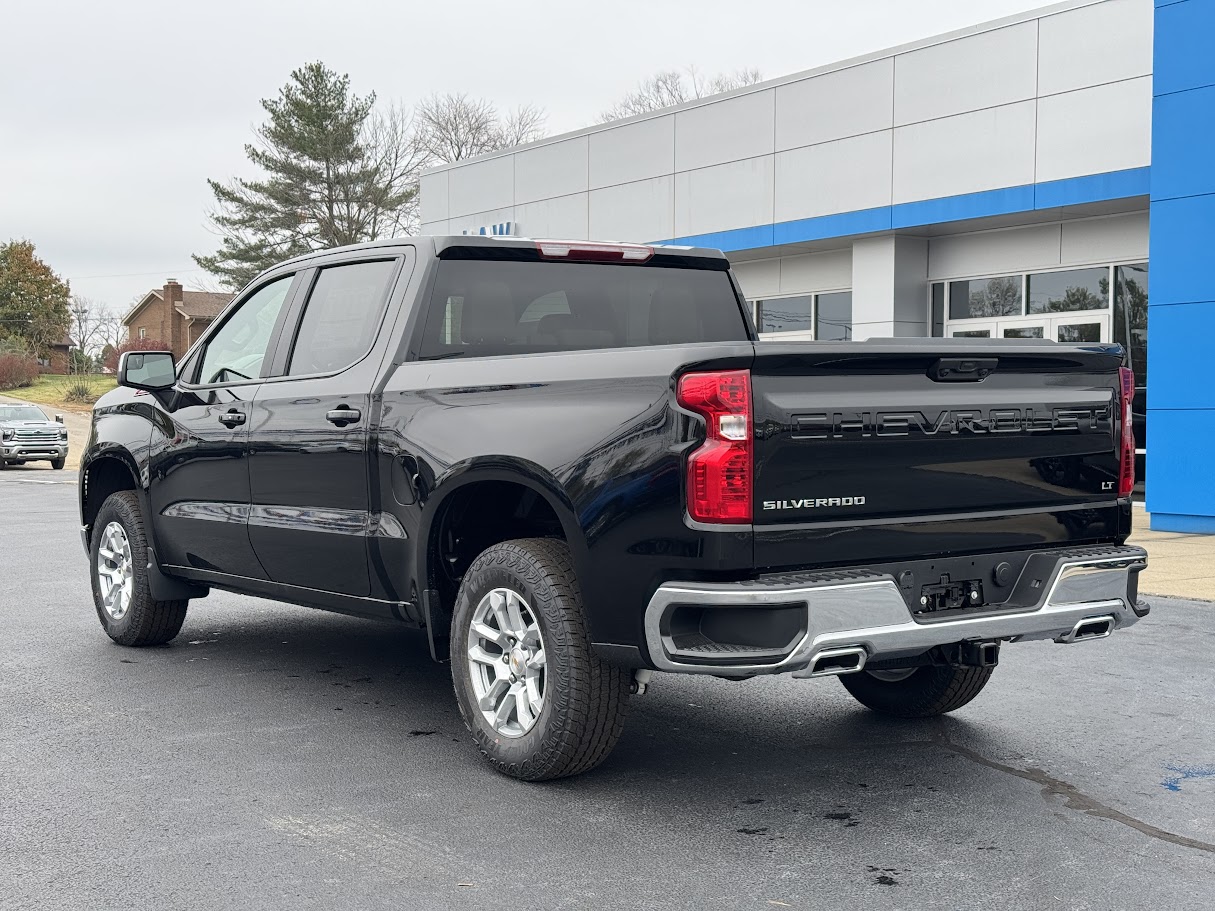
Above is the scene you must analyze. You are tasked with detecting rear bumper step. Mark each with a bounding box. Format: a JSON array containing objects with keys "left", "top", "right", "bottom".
[{"left": 643, "top": 545, "right": 1147, "bottom": 677}]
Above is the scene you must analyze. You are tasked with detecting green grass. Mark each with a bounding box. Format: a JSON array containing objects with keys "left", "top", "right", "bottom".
[{"left": 1, "top": 374, "right": 117, "bottom": 411}]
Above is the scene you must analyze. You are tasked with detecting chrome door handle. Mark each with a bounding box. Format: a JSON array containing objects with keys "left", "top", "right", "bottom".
[
  {"left": 218, "top": 410, "right": 246, "bottom": 427},
  {"left": 326, "top": 407, "right": 361, "bottom": 426}
]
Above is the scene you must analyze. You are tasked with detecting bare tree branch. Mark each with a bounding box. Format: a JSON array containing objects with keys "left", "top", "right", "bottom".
[
  {"left": 415, "top": 93, "right": 547, "bottom": 165},
  {"left": 68, "top": 296, "right": 122, "bottom": 371},
  {"left": 599, "top": 66, "right": 764, "bottom": 122},
  {"left": 498, "top": 104, "right": 547, "bottom": 148}
]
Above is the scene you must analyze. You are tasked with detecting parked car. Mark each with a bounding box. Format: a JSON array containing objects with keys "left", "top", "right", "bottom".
[
  {"left": 78, "top": 236, "right": 1148, "bottom": 780},
  {"left": 1, "top": 402, "right": 68, "bottom": 469}
]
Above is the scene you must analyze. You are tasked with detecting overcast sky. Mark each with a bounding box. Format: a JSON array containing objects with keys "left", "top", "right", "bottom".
[{"left": 1, "top": 0, "right": 1047, "bottom": 312}]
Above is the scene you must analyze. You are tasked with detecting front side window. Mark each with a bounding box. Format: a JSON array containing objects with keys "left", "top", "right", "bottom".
[
  {"left": 1028, "top": 267, "right": 1108, "bottom": 314},
  {"left": 287, "top": 260, "right": 397, "bottom": 376},
  {"left": 196, "top": 275, "right": 293, "bottom": 385}
]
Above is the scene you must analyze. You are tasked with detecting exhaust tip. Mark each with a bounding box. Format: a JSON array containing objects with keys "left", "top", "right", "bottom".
[
  {"left": 808, "top": 646, "right": 867, "bottom": 677},
  {"left": 1056, "top": 615, "right": 1115, "bottom": 644}
]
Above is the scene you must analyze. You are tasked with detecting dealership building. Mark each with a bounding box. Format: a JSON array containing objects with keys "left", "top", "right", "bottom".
[{"left": 419, "top": 0, "right": 1215, "bottom": 533}]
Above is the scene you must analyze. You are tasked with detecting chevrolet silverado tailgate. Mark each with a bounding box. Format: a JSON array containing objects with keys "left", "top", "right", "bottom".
[{"left": 749, "top": 339, "right": 1131, "bottom": 570}]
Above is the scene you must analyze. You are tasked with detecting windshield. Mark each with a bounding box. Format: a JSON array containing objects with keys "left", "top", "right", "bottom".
[{"left": 0, "top": 405, "right": 48, "bottom": 422}]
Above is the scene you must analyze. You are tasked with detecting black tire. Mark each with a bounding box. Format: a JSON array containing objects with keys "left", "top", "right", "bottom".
[
  {"left": 89, "top": 491, "right": 188, "bottom": 646},
  {"left": 450, "top": 538, "right": 630, "bottom": 781},
  {"left": 840, "top": 664, "right": 994, "bottom": 718},
  {"left": 50, "top": 457, "right": 65, "bottom": 470}
]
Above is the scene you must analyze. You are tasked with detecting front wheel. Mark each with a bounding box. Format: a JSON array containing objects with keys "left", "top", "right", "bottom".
[
  {"left": 90, "top": 491, "right": 188, "bottom": 646},
  {"left": 450, "top": 538, "right": 630, "bottom": 781},
  {"left": 840, "top": 663, "right": 994, "bottom": 718},
  {"left": 50, "top": 457, "right": 65, "bottom": 470}
]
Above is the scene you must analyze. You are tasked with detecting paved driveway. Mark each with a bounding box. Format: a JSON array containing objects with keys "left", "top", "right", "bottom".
[{"left": 3, "top": 477, "right": 1213, "bottom": 910}]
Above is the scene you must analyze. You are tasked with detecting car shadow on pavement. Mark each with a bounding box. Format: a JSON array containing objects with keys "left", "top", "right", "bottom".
[{"left": 133, "top": 603, "right": 1022, "bottom": 817}]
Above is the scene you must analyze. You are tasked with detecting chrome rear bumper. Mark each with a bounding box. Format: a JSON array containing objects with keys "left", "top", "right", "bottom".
[{"left": 643, "top": 545, "right": 1148, "bottom": 677}]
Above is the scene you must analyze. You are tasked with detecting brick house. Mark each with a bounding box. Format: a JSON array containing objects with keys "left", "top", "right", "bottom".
[
  {"left": 122, "top": 279, "right": 234, "bottom": 360},
  {"left": 42, "top": 335, "right": 74, "bottom": 374}
]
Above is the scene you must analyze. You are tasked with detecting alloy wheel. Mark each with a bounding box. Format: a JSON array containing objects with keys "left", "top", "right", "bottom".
[
  {"left": 466, "top": 588, "right": 547, "bottom": 738},
  {"left": 96, "top": 521, "right": 134, "bottom": 620}
]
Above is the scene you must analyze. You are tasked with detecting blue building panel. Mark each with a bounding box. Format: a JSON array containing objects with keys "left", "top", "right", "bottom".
[
  {"left": 1145, "top": 302, "right": 1215, "bottom": 410},
  {"left": 1148, "top": 194, "right": 1215, "bottom": 306},
  {"left": 1150, "top": 86, "right": 1215, "bottom": 201},
  {"left": 1154, "top": 0, "right": 1215, "bottom": 96},
  {"left": 660, "top": 170, "right": 1151, "bottom": 250},
  {"left": 771, "top": 207, "right": 892, "bottom": 246},
  {"left": 1148, "top": 409, "right": 1215, "bottom": 528},
  {"left": 1036, "top": 168, "right": 1151, "bottom": 210},
  {"left": 1147, "top": 0, "right": 1215, "bottom": 530},
  {"left": 890, "top": 185, "right": 1035, "bottom": 229}
]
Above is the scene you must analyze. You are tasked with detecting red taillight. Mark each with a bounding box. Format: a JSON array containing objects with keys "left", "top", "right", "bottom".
[
  {"left": 677, "top": 370, "right": 752, "bottom": 524},
  {"left": 1118, "top": 366, "right": 1135, "bottom": 497},
  {"left": 535, "top": 240, "right": 653, "bottom": 262}
]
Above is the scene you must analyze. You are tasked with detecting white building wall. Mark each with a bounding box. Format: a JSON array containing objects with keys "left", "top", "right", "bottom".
[
  {"left": 733, "top": 249, "right": 853, "bottom": 301},
  {"left": 418, "top": 0, "right": 1152, "bottom": 342},
  {"left": 927, "top": 211, "right": 1149, "bottom": 279},
  {"left": 419, "top": 0, "right": 1152, "bottom": 245}
]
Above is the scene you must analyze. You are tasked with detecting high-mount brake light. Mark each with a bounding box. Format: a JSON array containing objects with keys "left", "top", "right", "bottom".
[
  {"left": 535, "top": 240, "right": 654, "bottom": 262},
  {"left": 1118, "top": 366, "right": 1135, "bottom": 498},
  {"left": 676, "top": 370, "right": 752, "bottom": 524}
]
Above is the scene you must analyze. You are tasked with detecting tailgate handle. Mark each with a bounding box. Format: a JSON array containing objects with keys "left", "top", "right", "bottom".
[{"left": 930, "top": 357, "right": 997, "bottom": 382}]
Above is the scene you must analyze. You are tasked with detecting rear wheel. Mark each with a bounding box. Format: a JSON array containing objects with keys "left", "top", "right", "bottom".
[
  {"left": 90, "top": 491, "right": 188, "bottom": 646},
  {"left": 840, "top": 664, "right": 994, "bottom": 718},
  {"left": 450, "top": 538, "right": 629, "bottom": 781}
]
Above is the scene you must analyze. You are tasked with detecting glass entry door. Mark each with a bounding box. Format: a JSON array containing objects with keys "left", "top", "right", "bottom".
[
  {"left": 950, "top": 315, "right": 1110, "bottom": 343},
  {"left": 1050, "top": 314, "right": 1109, "bottom": 343}
]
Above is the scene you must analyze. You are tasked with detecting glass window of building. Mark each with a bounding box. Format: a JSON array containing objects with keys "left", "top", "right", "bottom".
[
  {"left": 952, "top": 329, "right": 991, "bottom": 338},
  {"left": 930, "top": 283, "right": 945, "bottom": 336},
  {"left": 1028, "top": 267, "right": 1109, "bottom": 314},
  {"left": 815, "top": 292, "right": 852, "bottom": 340},
  {"left": 948, "top": 276, "right": 1022, "bottom": 319},
  {"left": 1115, "top": 263, "right": 1148, "bottom": 385},
  {"left": 755, "top": 295, "right": 813, "bottom": 333},
  {"left": 1057, "top": 322, "right": 1103, "bottom": 343},
  {"left": 1004, "top": 326, "right": 1043, "bottom": 338}
]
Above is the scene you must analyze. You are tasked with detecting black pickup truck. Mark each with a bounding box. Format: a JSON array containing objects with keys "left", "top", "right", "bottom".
[{"left": 80, "top": 235, "right": 1148, "bottom": 780}]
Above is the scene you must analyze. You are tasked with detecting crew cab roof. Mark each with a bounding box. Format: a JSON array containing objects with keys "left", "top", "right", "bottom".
[{"left": 268, "top": 235, "right": 729, "bottom": 272}]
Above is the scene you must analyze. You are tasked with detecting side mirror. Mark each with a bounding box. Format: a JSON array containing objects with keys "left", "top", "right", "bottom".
[
  {"left": 54, "top": 414, "right": 64, "bottom": 424},
  {"left": 118, "top": 350, "right": 176, "bottom": 391}
]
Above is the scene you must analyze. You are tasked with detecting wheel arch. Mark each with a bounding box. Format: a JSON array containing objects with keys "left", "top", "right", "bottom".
[
  {"left": 80, "top": 447, "right": 145, "bottom": 548},
  {"left": 417, "top": 458, "right": 588, "bottom": 658}
]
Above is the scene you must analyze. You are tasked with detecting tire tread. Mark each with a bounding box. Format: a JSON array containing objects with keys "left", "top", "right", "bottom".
[
  {"left": 452, "top": 538, "right": 629, "bottom": 781},
  {"left": 91, "top": 491, "right": 188, "bottom": 647},
  {"left": 841, "top": 663, "right": 993, "bottom": 718}
]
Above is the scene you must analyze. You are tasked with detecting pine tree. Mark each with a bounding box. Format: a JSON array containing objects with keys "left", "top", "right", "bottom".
[{"left": 194, "top": 62, "right": 418, "bottom": 290}]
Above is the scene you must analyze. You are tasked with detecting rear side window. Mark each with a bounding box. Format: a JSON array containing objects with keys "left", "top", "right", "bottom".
[
  {"left": 416, "top": 259, "right": 748, "bottom": 359},
  {"left": 287, "top": 259, "right": 397, "bottom": 376}
]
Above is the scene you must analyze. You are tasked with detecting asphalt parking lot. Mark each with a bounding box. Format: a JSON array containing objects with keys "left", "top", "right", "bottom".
[{"left": 3, "top": 471, "right": 1214, "bottom": 911}]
